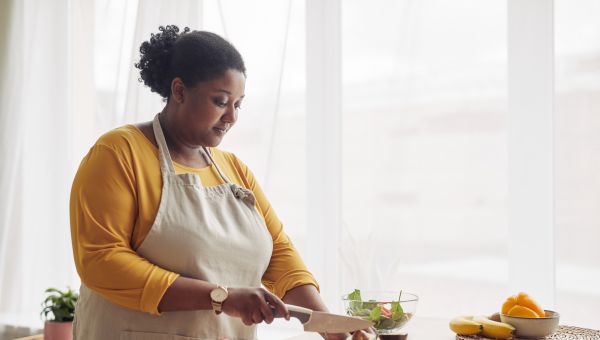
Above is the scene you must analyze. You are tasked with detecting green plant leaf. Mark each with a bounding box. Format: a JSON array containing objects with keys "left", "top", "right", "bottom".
[{"left": 41, "top": 287, "right": 79, "bottom": 322}]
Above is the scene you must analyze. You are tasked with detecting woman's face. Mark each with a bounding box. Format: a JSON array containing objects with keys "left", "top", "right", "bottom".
[{"left": 172, "top": 69, "right": 246, "bottom": 147}]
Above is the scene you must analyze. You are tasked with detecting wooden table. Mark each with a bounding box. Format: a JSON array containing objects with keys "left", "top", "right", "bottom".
[
  {"left": 398, "top": 317, "right": 454, "bottom": 339},
  {"left": 13, "top": 317, "right": 454, "bottom": 340},
  {"left": 283, "top": 317, "right": 454, "bottom": 340},
  {"left": 12, "top": 336, "right": 42, "bottom": 340}
]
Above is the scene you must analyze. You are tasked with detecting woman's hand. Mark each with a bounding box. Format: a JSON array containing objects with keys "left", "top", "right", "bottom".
[
  {"left": 350, "top": 329, "right": 377, "bottom": 340},
  {"left": 221, "top": 287, "right": 290, "bottom": 326}
]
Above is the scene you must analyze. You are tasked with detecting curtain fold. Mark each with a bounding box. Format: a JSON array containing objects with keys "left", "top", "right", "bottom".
[
  {"left": 0, "top": 0, "right": 204, "bottom": 328},
  {"left": 0, "top": 0, "right": 27, "bottom": 317},
  {"left": 123, "top": 0, "right": 204, "bottom": 124},
  {"left": 0, "top": 0, "right": 94, "bottom": 327}
]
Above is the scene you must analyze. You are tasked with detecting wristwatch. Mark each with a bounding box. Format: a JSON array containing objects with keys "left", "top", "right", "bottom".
[{"left": 209, "top": 285, "right": 229, "bottom": 315}]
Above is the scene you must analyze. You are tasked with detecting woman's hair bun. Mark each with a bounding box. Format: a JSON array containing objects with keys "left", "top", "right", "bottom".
[{"left": 135, "top": 25, "right": 191, "bottom": 98}]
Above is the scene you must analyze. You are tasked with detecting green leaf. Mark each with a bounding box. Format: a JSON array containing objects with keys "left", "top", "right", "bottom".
[
  {"left": 369, "top": 305, "right": 382, "bottom": 322},
  {"left": 40, "top": 287, "right": 79, "bottom": 321},
  {"left": 362, "top": 300, "right": 378, "bottom": 310},
  {"left": 391, "top": 301, "right": 404, "bottom": 321},
  {"left": 347, "top": 289, "right": 362, "bottom": 301},
  {"left": 356, "top": 308, "right": 372, "bottom": 317}
]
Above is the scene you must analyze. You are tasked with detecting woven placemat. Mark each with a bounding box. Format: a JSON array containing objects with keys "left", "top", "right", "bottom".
[{"left": 456, "top": 325, "right": 600, "bottom": 340}]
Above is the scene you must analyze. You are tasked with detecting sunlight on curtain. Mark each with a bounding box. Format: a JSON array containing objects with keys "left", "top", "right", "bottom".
[
  {"left": 555, "top": 0, "right": 600, "bottom": 330},
  {"left": 0, "top": 0, "right": 26, "bottom": 320},
  {"left": 204, "top": 0, "right": 308, "bottom": 244},
  {"left": 94, "top": 0, "right": 203, "bottom": 131},
  {"left": 341, "top": 0, "right": 509, "bottom": 318},
  {"left": 0, "top": 0, "right": 82, "bottom": 328},
  {"left": 201, "top": 1, "right": 309, "bottom": 336}
]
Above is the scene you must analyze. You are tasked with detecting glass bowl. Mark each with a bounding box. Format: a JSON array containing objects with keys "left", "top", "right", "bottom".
[{"left": 342, "top": 290, "right": 418, "bottom": 335}]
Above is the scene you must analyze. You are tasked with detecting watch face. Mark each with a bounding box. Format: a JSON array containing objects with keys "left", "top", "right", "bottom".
[{"left": 211, "top": 288, "right": 228, "bottom": 302}]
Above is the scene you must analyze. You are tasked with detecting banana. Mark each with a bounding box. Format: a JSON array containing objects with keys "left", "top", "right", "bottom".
[
  {"left": 449, "top": 316, "right": 483, "bottom": 335},
  {"left": 473, "top": 315, "right": 515, "bottom": 339}
]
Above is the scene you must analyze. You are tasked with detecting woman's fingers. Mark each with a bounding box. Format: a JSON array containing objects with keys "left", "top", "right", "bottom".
[
  {"left": 351, "top": 330, "right": 371, "bottom": 340},
  {"left": 258, "top": 294, "right": 275, "bottom": 324},
  {"left": 225, "top": 287, "right": 289, "bottom": 325},
  {"left": 263, "top": 290, "right": 289, "bottom": 320},
  {"left": 241, "top": 315, "right": 254, "bottom": 326},
  {"left": 251, "top": 309, "right": 264, "bottom": 324}
]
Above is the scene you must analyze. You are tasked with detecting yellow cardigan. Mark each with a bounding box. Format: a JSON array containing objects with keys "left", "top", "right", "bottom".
[{"left": 70, "top": 125, "right": 318, "bottom": 315}]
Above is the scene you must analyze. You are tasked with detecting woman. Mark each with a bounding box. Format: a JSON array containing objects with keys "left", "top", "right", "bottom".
[{"left": 70, "top": 26, "right": 370, "bottom": 339}]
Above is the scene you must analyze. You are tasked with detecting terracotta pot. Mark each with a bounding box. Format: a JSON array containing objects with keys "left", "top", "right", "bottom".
[{"left": 44, "top": 321, "right": 73, "bottom": 340}]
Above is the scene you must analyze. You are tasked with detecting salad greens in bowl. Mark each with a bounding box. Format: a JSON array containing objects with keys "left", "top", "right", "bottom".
[{"left": 342, "top": 290, "right": 418, "bottom": 335}]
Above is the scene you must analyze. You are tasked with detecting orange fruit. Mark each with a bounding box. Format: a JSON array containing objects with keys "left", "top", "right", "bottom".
[
  {"left": 516, "top": 292, "right": 545, "bottom": 318},
  {"left": 501, "top": 295, "right": 518, "bottom": 315},
  {"left": 507, "top": 305, "right": 541, "bottom": 318}
]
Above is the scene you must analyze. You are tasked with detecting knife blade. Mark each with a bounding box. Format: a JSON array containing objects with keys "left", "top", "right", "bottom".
[{"left": 272, "top": 304, "right": 373, "bottom": 333}]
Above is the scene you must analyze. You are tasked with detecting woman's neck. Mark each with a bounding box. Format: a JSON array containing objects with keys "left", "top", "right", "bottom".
[{"left": 159, "top": 109, "right": 209, "bottom": 168}]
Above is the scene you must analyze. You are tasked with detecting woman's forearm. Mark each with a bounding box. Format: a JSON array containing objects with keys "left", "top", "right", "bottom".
[
  {"left": 157, "top": 276, "right": 217, "bottom": 312},
  {"left": 282, "top": 284, "right": 329, "bottom": 312},
  {"left": 158, "top": 277, "right": 291, "bottom": 326}
]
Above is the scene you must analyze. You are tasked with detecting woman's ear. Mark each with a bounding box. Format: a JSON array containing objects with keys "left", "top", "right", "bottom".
[{"left": 170, "top": 78, "right": 186, "bottom": 104}]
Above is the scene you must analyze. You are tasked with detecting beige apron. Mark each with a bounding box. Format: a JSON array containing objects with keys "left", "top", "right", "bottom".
[{"left": 73, "top": 114, "right": 273, "bottom": 340}]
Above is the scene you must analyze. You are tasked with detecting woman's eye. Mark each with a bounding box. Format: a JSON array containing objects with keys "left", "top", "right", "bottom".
[{"left": 214, "top": 98, "right": 228, "bottom": 107}]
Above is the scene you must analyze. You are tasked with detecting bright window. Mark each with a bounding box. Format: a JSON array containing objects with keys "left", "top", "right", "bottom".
[
  {"left": 555, "top": 0, "right": 600, "bottom": 329},
  {"left": 341, "top": 0, "right": 509, "bottom": 318}
]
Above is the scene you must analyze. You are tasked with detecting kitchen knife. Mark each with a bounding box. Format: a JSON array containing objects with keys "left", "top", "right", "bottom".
[{"left": 272, "top": 304, "right": 373, "bottom": 333}]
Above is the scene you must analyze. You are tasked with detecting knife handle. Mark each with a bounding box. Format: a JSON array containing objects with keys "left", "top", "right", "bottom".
[{"left": 271, "top": 304, "right": 311, "bottom": 323}]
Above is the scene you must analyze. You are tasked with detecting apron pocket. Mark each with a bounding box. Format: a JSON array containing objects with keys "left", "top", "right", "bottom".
[{"left": 120, "top": 330, "right": 214, "bottom": 340}]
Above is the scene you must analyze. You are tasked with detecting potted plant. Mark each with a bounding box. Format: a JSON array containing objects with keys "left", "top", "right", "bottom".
[{"left": 41, "top": 287, "right": 78, "bottom": 340}]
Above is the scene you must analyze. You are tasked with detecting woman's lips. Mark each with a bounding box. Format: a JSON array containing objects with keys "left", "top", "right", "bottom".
[{"left": 213, "top": 127, "right": 227, "bottom": 136}]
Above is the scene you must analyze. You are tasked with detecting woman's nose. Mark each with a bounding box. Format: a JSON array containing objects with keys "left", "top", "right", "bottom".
[{"left": 222, "top": 104, "right": 237, "bottom": 123}]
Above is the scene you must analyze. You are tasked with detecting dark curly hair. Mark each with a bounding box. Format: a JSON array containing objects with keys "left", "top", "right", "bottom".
[{"left": 135, "top": 25, "right": 246, "bottom": 100}]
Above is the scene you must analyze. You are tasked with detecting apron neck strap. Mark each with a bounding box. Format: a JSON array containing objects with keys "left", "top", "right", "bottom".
[
  {"left": 152, "top": 113, "right": 232, "bottom": 184},
  {"left": 201, "top": 147, "right": 232, "bottom": 184},
  {"left": 152, "top": 113, "right": 176, "bottom": 174}
]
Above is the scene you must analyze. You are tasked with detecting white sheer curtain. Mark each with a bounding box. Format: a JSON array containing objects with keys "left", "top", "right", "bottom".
[
  {"left": 0, "top": 1, "right": 299, "bottom": 336},
  {"left": 123, "top": 0, "right": 203, "bottom": 124},
  {"left": 0, "top": 0, "right": 88, "bottom": 328},
  {"left": 0, "top": 0, "right": 206, "bottom": 328},
  {"left": 93, "top": 0, "right": 203, "bottom": 131},
  {"left": 0, "top": 0, "right": 27, "bottom": 321}
]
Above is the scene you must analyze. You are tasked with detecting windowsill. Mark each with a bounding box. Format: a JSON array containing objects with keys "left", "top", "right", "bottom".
[{"left": 0, "top": 313, "right": 43, "bottom": 339}]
